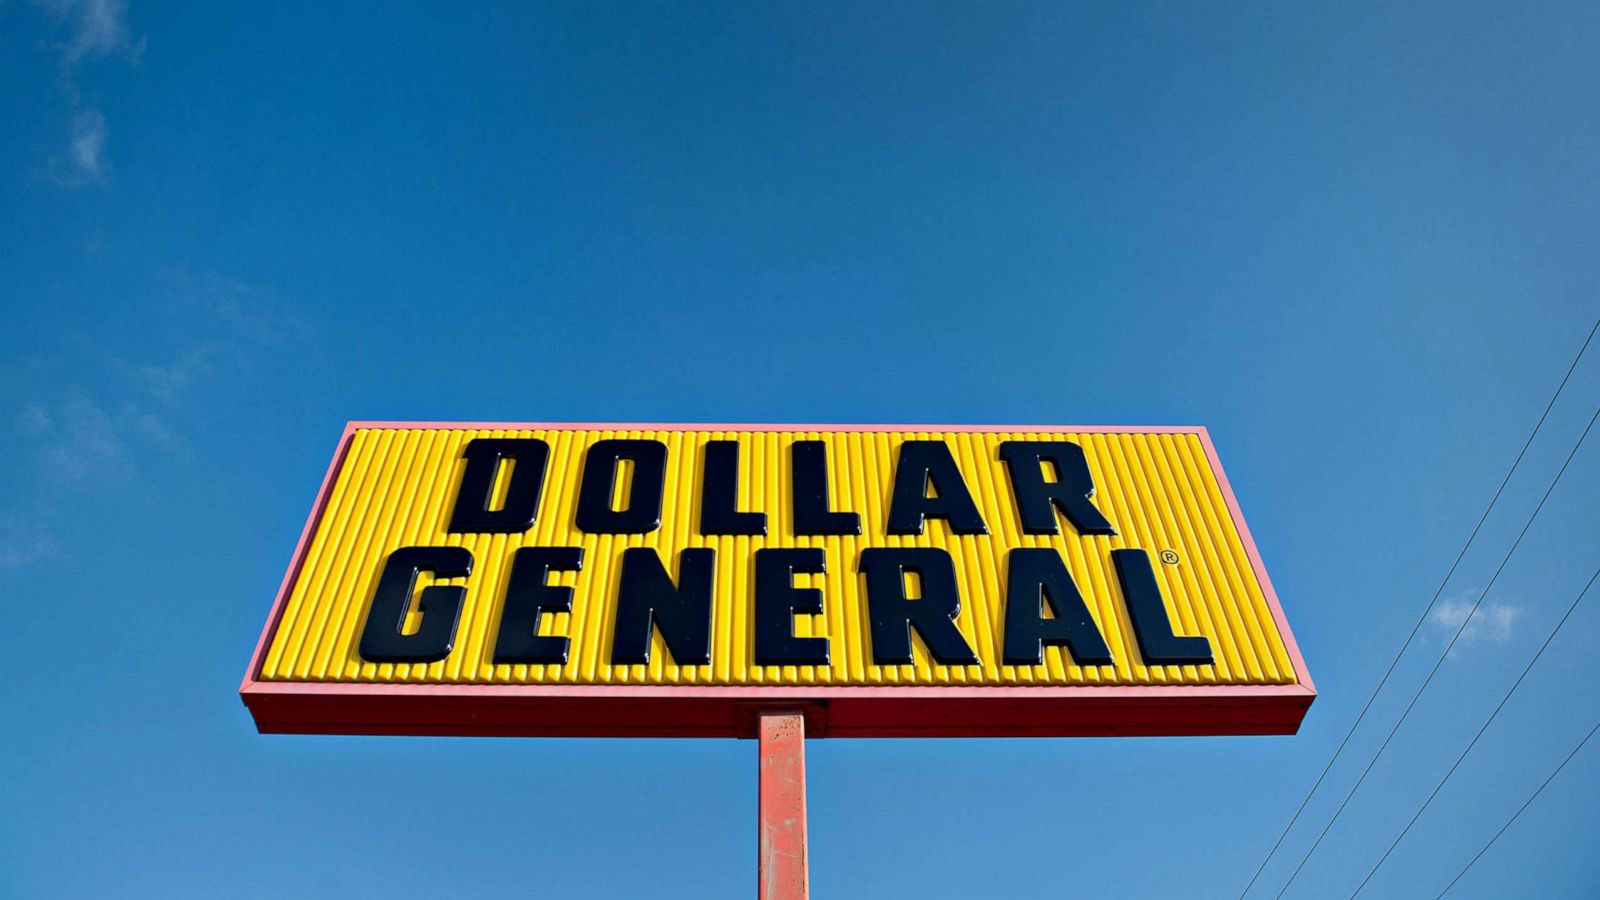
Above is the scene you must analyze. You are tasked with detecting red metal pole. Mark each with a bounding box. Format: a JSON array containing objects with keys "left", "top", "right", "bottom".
[{"left": 758, "top": 711, "right": 809, "bottom": 900}]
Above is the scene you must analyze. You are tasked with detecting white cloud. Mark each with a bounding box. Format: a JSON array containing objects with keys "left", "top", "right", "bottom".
[
  {"left": 26, "top": 0, "right": 145, "bottom": 185},
  {"left": 20, "top": 370, "right": 201, "bottom": 487},
  {"left": 24, "top": 393, "right": 130, "bottom": 485},
  {"left": 2, "top": 272, "right": 309, "bottom": 570},
  {"left": 0, "top": 516, "right": 58, "bottom": 570},
  {"left": 1429, "top": 595, "right": 1522, "bottom": 649},
  {"left": 67, "top": 108, "right": 108, "bottom": 182},
  {"left": 55, "top": 0, "right": 145, "bottom": 67},
  {"left": 13, "top": 272, "right": 303, "bottom": 486},
  {"left": 134, "top": 346, "right": 219, "bottom": 402}
]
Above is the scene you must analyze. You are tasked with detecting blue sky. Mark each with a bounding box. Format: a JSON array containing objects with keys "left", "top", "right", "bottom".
[{"left": 3, "top": 2, "right": 1598, "bottom": 897}]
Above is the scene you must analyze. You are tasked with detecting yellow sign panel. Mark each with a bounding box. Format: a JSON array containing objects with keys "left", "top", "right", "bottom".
[{"left": 255, "top": 424, "right": 1307, "bottom": 696}]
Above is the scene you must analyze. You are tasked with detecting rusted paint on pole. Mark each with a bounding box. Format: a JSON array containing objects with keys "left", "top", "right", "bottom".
[{"left": 758, "top": 711, "right": 809, "bottom": 900}]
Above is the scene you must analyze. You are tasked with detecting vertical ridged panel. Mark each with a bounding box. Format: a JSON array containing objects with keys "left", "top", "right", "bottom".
[{"left": 260, "top": 427, "right": 1298, "bottom": 687}]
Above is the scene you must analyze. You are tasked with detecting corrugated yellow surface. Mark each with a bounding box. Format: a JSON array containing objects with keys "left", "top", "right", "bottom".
[{"left": 260, "top": 428, "right": 1298, "bottom": 687}]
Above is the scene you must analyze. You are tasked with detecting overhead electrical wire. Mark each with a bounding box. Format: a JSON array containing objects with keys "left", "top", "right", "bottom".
[
  {"left": 1235, "top": 317, "right": 1599, "bottom": 899},
  {"left": 1348, "top": 566, "right": 1600, "bottom": 897},
  {"left": 1270, "top": 401, "right": 1600, "bottom": 899},
  {"left": 1434, "top": 716, "right": 1600, "bottom": 898}
]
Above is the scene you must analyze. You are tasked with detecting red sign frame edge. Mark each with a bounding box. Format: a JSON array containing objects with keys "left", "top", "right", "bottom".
[{"left": 239, "top": 421, "right": 1316, "bottom": 738}]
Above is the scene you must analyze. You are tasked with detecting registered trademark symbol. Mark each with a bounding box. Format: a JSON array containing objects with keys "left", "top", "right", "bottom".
[{"left": 1160, "top": 550, "right": 1180, "bottom": 565}]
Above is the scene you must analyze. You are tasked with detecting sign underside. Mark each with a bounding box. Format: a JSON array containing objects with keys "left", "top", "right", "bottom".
[{"left": 241, "top": 423, "right": 1313, "bottom": 737}]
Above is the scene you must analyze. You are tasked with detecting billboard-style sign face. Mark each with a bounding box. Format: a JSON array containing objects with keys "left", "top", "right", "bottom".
[{"left": 241, "top": 423, "right": 1313, "bottom": 737}]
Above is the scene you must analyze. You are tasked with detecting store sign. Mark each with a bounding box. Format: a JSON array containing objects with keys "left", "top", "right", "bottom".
[{"left": 240, "top": 423, "right": 1313, "bottom": 737}]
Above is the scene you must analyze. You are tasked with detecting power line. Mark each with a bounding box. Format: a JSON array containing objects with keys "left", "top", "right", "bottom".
[
  {"left": 1348, "top": 566, "right": 1600, "bottom": 897},
  {"left": 1236, "top": 317, "right": 1599, "bottom": 898},
  {"left": 1435, "top": 717, "right": 1600, "bottom": 898},
  {"left": 1271, "top": 401, "right": 1600, "bottom": 899}
]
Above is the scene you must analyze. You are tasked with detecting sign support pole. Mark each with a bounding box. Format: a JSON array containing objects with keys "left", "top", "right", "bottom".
[{"left": 757, "top": 710, "right": 809, "bottom": 900}]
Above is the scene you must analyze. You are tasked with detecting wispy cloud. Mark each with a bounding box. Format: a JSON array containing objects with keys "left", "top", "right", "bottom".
[
  {"left": 66, "top": 108, "right": 109, "bottom": 182},
  {"left": 21, "top": 393, "right": 130, "bottom": 484},
  {"left": 1428, "top": 593, "right": 1522, "bottom": 651},
  {"left": 0, "top": 516, "right": 59, "bottom": 569},
  {"left": 54, "top": 0, "right": 144, "bottom": 68},
  {"left": 26, "top": 274, "right": 301, "bottom": 477},
  {"left": 133, "top": 345, "right": 221, "bottom": 402},
  {"left": 28, "top": 0, "right": 145, "bottom": 185},
  {"left": 2, "top": 272, "right": 307, "bottom": 568}
]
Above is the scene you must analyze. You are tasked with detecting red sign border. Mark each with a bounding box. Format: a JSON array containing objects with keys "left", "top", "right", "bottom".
[{"left": 240, "top": 422, "right": 1315, "bottom": 738}]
